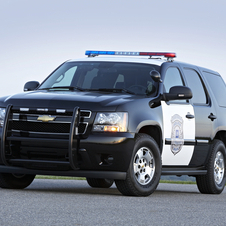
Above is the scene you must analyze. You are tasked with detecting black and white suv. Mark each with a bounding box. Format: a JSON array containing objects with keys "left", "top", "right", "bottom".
[{"left": 0, "top": 50, "right": 225, "bottom": 196}]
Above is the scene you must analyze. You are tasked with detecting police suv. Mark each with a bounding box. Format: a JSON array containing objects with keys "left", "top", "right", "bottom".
[{"left": 0, "top": 50, "right": 226, "bottom": 196}]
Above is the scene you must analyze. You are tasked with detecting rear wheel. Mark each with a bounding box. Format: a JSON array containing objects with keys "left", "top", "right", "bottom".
[
  {"left": 0, "top": 173, "right": 35, "bottom": 189},
  {"left": 86, "top": 178, "right": 114, "bottom": 188},
  {"left": 115, "top": 134, "right": 161, "bottom": 196},
  {"left": 196, "top": 139, "right": 226, "bottom": 194}
]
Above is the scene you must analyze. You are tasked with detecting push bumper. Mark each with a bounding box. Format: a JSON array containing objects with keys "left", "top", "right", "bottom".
[{"left": 0, "top": 105, "right": 135, "bottom": 178}]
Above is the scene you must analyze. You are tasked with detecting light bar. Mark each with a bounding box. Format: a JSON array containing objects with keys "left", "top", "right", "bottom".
[{"left": 85, "top": 50, "right": 176, "bottom": 58}]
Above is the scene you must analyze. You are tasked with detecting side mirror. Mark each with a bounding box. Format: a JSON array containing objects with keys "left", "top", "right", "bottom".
[
  {"left": 24, "top": 81, "right": 40, "bottom": 92},
  {"left": 150, "top": 70, "right": 162, "bottom": 83},
  {"left": 163, "top": 86, "right": 192, "bottom": 101}
]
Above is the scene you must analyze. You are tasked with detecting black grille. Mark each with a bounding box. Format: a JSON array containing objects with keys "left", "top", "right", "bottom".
[
  {"left": 11, "top": 121, "right": 87, "bottom": 134},
  {"left": 78, "top": 123, "right": 88, "bottom": 134},
  {"left": 11, "top": 121, "right": 70, "bottom": 133},
  {"left": 10, "top": 110, "right": 91, "bottom": 135},
  {"left": 80, "top": 111, "right": 91, "bottom": 118}
]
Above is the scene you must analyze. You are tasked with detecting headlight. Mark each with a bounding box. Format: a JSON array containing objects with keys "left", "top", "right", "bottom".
[
  {"left": 93, "top": 112, "right": 128, "bottom": 132},
  {"left": 0, "top": 108, "right": 6, "bottom": 127}
]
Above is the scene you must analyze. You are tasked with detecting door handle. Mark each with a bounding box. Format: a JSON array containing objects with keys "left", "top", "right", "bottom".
[
  {"left": 208, "top": 113, "right": 217, "bottom": 121},
  {"left": 186, "top": 113, "right": 194, "bottom": 119}
]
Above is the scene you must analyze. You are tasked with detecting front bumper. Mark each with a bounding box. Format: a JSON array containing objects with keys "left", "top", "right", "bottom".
[
  {"left": 0, "top": 165, "right": 127, "bottom": 180},
  {"left": 0, "top": 105, "right": 135, "bottom": 179},
  {"left": 0, "top": 131, "right": 135, "bottom": 178},
  {"left": 79, "top": 132, "right": 135, "bottom": 171}
]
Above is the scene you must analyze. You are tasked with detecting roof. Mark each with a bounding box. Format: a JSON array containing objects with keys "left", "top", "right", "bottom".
[{"left": 68, "top": 56, "right": 166, "bottom": 66}]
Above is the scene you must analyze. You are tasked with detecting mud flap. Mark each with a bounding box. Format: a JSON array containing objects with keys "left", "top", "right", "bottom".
[{"left": 69, "top": 107, "right": 80, "bottom": 170}]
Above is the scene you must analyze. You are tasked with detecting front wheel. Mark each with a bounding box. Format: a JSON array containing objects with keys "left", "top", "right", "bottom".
[
  {"left": 0, "top": 173, "right": 35, "bottom": 189},
  {"left": 115, "top": 134, "right": 161, "bottom": 196},
  {"left": 196, "top": 139, "right": 226, "bottom": 194}
]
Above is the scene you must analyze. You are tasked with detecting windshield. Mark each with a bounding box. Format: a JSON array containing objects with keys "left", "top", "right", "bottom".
[{"left": 39, "top": 61, "right": 160, "bottom": 96}]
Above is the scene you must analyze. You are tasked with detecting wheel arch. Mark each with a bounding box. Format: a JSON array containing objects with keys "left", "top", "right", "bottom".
[
  {"left": 203, "top": 131, "right": 226, "bottom": 166},
  {"left": 138, "top": 125, "right": 163, "bottom": 153},
  {"left": 214, "top": 130, "right": 226, "bottom": 147}
]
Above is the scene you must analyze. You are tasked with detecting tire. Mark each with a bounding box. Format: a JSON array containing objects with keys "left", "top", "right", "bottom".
[
  {"left": 86, "top": 178, "right": 114, "bottom": 188},
  {"left": 0, "top": 173, "right": 35, "bottom": 189},
  {"left": 196, "top": 139, "right": 226, "bottom": 194},
  {"left": 115, "top": 133, "right": 161, "bottom": 196}
]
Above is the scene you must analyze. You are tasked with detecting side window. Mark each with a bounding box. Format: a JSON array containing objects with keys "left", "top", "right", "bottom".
[
  {"left": 163, "top": 67, "right": 184, "bottom": 92},
  {"left": 183, "top": 69, "right": 207, "bottom": 105},
  {"left": 203, "top": 71, "right": 226, "bottom": 107},
  {"left": 163, "top": 67, "right": 186, "bottom": 103}
]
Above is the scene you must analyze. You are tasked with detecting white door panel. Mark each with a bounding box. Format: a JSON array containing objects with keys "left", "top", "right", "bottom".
[{"left": 161, "top": 101, "right": 195, "bottom": 166}]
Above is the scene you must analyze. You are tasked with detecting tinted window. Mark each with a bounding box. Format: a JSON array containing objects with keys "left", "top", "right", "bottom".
[
  {"left": 52, "top": 66, "right": 77, "bottom": 87},
  {"left": 203, "top": 71, "right": 226, "bottom": 107},
  {"left": 183, "top": 69, "right": 207, "bottom": 105},
  {"left": 163, "top": 67, "right": 184, "bottom": 92},
  {"left": 39, "top": 62, "right": 160, "bottom": 96},
  {"left": 163, "top": 67, "right": 186, "bottom": 103}
]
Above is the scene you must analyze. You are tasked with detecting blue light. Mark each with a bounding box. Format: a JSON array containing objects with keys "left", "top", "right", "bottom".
[
  {"left": 85, "top": 51, "right": 98, "bottom": 55},
  {"left": 99, "top": 51, "right": 115, "bottom": 55},
  {"left": 85, "top": 50, "right": 116, "bottom": 56}
]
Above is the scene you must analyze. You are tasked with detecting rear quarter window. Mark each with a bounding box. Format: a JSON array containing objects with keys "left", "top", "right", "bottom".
[{"left": 203, "top": 71, "right": 226, "bottom": 107}]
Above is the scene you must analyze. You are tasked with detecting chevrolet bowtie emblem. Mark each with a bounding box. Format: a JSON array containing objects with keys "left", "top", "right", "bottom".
[{"left": 37, "top": 115, "right": 56, "bottom": 122}]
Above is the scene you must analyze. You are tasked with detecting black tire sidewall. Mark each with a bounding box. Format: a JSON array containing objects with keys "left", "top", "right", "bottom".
[
  {"left": 0, "top": 173, "right": 35, "bottom": 189},
  {"left": 209, "top": 140, "right": 226, "bottom": 193},
  {"left": 86, "top": 178, "right": 114, "bottom": 188},
  {"left": 127, "top": 134, "right": 161, "bottom": 195}
]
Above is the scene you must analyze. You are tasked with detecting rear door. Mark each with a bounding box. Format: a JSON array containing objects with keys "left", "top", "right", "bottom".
[{"left": 182, "top": 67, "right": 217, "bottom": 140}]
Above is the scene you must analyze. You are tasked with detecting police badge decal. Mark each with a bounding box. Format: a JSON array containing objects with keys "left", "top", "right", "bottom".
[{"left": 171, "top": 114, "right": 184, "bottom": 155}]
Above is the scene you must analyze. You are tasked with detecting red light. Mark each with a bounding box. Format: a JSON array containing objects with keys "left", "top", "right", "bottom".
[
  {"left": 164, "top": 53, "right": 176, "bottom": 58},
  {"left": 139, "top": 52, "right": 176, "bottom": 58}
]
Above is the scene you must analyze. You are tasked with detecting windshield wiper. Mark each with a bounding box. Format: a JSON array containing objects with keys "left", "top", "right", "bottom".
[
  {"left": 91, "top": 88, "right": 135, "bottom": 94},
  {"left": 39, "top": 86, "right": 85, "bottom": 91}
]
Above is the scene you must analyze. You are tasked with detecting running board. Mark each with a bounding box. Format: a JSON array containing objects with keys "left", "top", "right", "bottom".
[{"left": 162, "top": 167, "right": 207, "bottom": 175}]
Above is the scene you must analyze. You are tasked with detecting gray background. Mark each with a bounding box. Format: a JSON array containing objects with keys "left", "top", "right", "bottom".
[{"left": 0, "top": 0, "right": 225, "bottom": 97}]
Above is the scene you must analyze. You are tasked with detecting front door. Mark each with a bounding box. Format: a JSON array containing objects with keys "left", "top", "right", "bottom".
[
  {"left": 161, "top": 66, "right": 195, "bottom": 166},
  {"left": 161, "top": 101, "right": 195, "bottom": 165}
]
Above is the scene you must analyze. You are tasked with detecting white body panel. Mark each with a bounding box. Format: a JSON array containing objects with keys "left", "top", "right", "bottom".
[{"left": 161, "top": 101, "right": 195, "bottom": 166}]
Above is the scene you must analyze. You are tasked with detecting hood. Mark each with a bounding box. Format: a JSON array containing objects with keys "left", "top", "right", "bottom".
[{"left": 1, "top": 90, "right": 136, "bottom": 111}]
